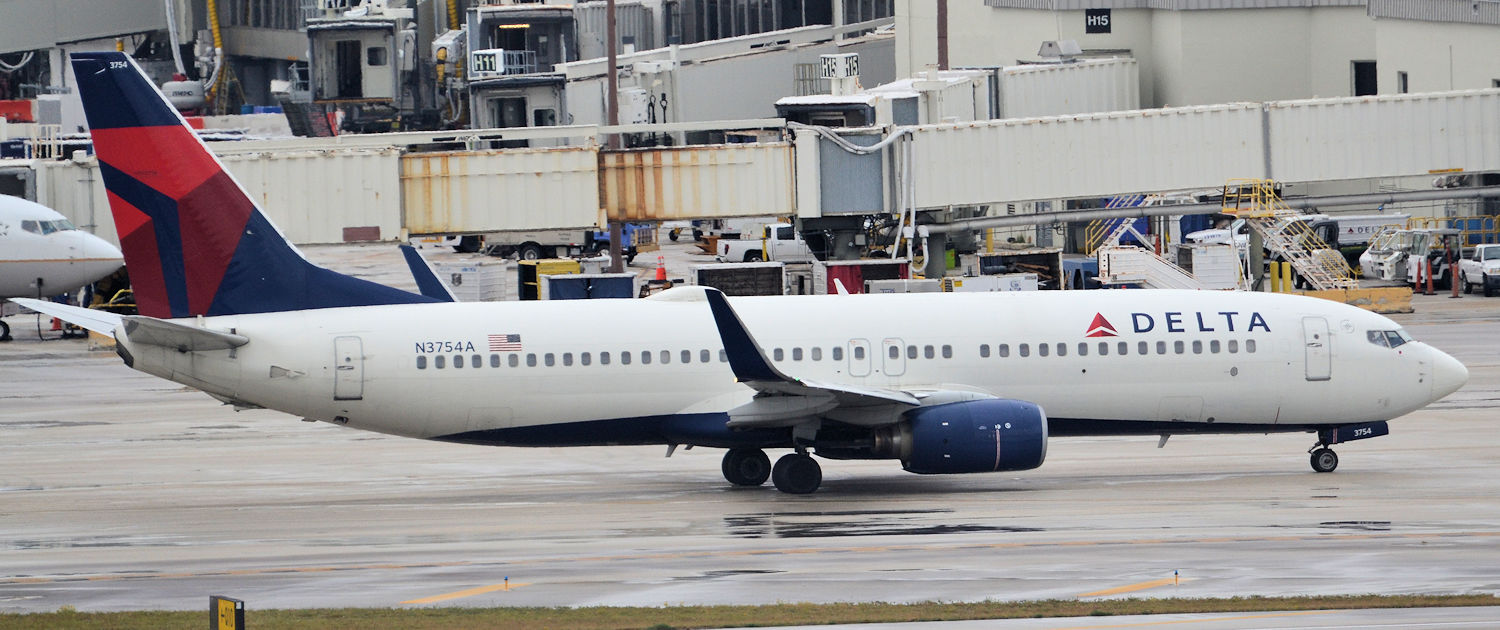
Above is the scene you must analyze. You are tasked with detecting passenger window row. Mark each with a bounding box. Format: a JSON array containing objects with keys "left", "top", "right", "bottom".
[
  {"left": 978, "top": 339, "right": 1257, "bottom": 358},
  {"left": 418, "top": 349, "right": 730, "bottom": 370}
]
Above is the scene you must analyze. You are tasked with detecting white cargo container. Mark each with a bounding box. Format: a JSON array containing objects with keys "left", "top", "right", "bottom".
[
  {"left": 941, "top": 273, "right": 1039, "bottom": 292},
  {"left": 432, "top": 260, "right": 507, "bottom": 302},
  {"left": 865, "top": 279, "right": 942, "bottom": 293}
]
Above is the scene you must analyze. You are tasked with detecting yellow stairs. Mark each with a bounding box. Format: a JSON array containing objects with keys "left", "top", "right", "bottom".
[{"left": 1220, "top": 179, "right": 1358, "bottom": 291}]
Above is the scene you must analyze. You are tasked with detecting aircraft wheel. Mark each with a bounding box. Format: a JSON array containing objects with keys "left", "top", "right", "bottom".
[
  {"left": 0, "top": 319, "right": 10, "bottom": 342},
  {"left": 1310, "top": 448, "right": 1339, "bottom": 473},
  {"left": 721, "top": 448, "right": 771, "bottom": 486},
  {"left": 771, "top": 453, "right": 821, "bottom": 494}
]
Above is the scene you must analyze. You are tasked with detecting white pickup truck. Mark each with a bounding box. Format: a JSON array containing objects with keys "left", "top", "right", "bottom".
[
  {"left": 716, "top": 223, "right": 817, "bottom": 263},
  {"left": 1459, "top": 243, "right": 1500, "bottom": 296}
]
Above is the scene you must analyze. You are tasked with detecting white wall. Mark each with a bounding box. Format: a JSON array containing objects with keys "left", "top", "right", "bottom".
[
  {"left": 898, "top": 3, "right": 1435, "bottom": 109},
  {"left": 1375, "top": 19, "right": 1500, "bottom": 94}
]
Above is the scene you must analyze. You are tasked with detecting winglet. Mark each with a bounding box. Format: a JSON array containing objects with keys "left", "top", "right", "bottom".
[
  {"left": 702, "top": 288, "right": 788, "bottom": 383},
  {"left": 399, "top": 245, "right": 457, "bottom": 302}
]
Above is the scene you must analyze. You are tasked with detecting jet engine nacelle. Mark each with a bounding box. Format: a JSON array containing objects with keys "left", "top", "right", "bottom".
[{"left": 876, "top": 399, "right": 1048, "bottom": 475}]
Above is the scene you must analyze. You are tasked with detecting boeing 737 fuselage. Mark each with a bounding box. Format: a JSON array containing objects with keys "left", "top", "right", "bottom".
[{"left": 22, "top": 52, "right": 1468, "bottom": 494}]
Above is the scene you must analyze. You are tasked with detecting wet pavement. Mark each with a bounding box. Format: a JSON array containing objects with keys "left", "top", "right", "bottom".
[{"left": 1, "top": 241, "right": 1498, "bottom": 614}]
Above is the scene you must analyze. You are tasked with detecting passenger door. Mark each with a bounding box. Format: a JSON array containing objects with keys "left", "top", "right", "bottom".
[
  {"left": 881, "top": 338, "right": 906, "bottom": 377},
  {"left": 334, "top": 336, "right": 365, "bottom": 400},
  {"left": 847, "top": 339, "right": 871, "bottom": 377},
  {"left": 1302, "top": 317, "right": 1331, "bottom": 381}
]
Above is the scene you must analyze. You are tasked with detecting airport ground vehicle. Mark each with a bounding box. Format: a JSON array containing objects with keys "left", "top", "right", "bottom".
[
  {"left": 1459, "top": 243, "right": 1500, "bottom": 296},
  {"left": 449, "top": 224, "right": 656, "bottom": 263},
  {"left": 717, "top": 223, "right": 817, "bottom": 263},
  {"left": 1359, "top": 228, "right": 1459, "bottom": 288}
]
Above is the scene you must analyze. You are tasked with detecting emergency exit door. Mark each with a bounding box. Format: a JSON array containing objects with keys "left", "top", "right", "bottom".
[
  {"left": 334, "top": 336, "right": 365, "bottom": 400},
  {"left": 1302, "top": 317, "right": 1331, "bottom": 381}
]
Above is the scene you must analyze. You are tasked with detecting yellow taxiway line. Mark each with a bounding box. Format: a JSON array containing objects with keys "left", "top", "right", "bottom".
[
  {"left": 402, "top": 581, "right": 531, "bottom": 605},
  {"left": 1078, "top": 577, "right": 1185, "bottom": 598}
]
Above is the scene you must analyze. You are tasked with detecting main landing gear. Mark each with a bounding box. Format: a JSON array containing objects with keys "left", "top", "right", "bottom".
[
  {"left": 721, "top": 448, "right": 771, "bottom": 486},
  {"left": 720, "top": 448, "right": 822, "bottom": 494}
]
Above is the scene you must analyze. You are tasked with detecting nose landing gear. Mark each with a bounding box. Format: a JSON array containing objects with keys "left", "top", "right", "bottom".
[{"left": 1309, "top": 445, "right": 1339, "bottom": 473}]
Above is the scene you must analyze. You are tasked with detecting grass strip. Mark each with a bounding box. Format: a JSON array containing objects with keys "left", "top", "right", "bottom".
[{"left": 1, "top": 594, "right": 1494, "bottom": 630}]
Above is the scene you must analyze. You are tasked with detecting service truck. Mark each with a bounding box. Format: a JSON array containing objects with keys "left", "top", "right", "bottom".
[
  {"left": 716, "top": 223, "right": 817, "bottom": 263},
  {"left": 1459, "top": 243, "right": 1500, "bottom": 296}
]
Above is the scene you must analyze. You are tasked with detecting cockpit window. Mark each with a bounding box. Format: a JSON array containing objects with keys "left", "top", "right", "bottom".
[
  {"left": 20, "top": 219, "right": 76, "bottom": 235},
  {"left": 1367, "top": 329, "right": 1411, "bottom": 348}
]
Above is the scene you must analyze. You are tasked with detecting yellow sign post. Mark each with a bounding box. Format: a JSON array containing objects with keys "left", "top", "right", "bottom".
[{"left": 210, "top": 595, "right": 244, "bottom": 630}]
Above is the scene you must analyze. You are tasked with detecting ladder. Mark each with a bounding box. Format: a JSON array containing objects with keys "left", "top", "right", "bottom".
[
  {"left": 1097, "top": 245, "right": 1207, "bottom": 290},
  {"left": 1220, "top": 179, "right": 1358, "bottom": 291},
  {"left": 1085, "top": 194, "right": 1150, "bottom": 253}
]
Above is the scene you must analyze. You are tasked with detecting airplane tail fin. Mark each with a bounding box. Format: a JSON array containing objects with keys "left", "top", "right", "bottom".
[{"left": 70, "top": 52, "right": 434, "bottom": 318}]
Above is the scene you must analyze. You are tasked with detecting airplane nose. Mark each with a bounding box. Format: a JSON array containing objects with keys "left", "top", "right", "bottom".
[
  {"left": 1430, "top": 349, "right": 1468, "bottom": 401},
  {"left": 84, "top": 234, "right": 124, "bottom": 263}
]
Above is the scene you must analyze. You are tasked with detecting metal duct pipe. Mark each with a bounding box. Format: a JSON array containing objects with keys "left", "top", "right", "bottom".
[{"left": 922, "top": 186, "right": 1500, "bottom": 234}]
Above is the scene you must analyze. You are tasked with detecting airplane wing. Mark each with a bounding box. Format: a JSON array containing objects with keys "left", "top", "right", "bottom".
[
  {"left": 701, "top": 288, "right": 918, "bottom": 429},
  {"left": 8, "top": 298, "right": 122, "bottom": 336},
  {"left": 399, "top": 245, "right": 457, "bottom": 302}
]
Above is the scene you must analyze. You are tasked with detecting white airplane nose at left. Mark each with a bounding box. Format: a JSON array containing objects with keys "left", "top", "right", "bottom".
[{"left": 0, "top": 195, "right": 124, "bottom": 299}]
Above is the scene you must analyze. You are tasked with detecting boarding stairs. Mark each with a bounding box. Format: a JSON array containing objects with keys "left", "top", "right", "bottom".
[
  {"left": 1089, "top": 195, "right": 1230, "bottom": 290},
  {"left": 1096, "top": 245, "right": 1206, "bottom": 289},
  {"left": 1220, "top": 179, "right": 1358, "bottom": 291}
]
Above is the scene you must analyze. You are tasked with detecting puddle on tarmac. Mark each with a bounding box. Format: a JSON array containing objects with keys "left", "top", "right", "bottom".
[
  {"left": 725, "top": 509, "right": 1039, "bottom": 539},
  {"left": 672, "top": 569, "right": 784, "bottom": 581},
  {"left": 1318, "top": 520, "right": 1393, "bottom": 531}
]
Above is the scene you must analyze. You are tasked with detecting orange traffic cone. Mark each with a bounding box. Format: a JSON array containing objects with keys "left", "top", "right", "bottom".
[{"left": 655, "top": 255, "right": 667, "bottom": 282}]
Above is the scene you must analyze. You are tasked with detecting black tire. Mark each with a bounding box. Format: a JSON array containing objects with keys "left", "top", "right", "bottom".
[
  {"left": 721, "top": 448, "right": 771, "bottom": 486},
  {"left": 744, "top": 250, "right": 764, "bottom": 263},
  {"left": 1310, "top": 448, "right": 1339, "bottom": 473},
  {"left": 771, "top": 453, "right": 822, "bottom": 494},
  {"left": 0, "top": 319, "right": 10, "bottom": 342},
  {"left": 518, "top": 243, "right": 544, "bottom": 261},
  {"left": 453, "top": 235, "right": 482, "bottom": 253},
  {"left": 668, "top": 228, "right": 681, "bottom": 242},
  {"left": 1462, "top": 273, "right": 1473, "bottom": 294},
  {"left": 1485, "top": 274, "right": 1495, "bottom": 298}
]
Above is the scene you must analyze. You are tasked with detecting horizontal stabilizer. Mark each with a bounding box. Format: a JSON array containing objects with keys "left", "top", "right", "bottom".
[
  {"left": 8, "top": 298, "right": 123, "bottom": 336},
  {"left": 399, "top": 245, "right": 457, "bottom": 302},
  {"left": 120, "top": 316, "right": 248, "bottom": 352}
]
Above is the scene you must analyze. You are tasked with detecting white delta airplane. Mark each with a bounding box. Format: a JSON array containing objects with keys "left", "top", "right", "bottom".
[
  {"left": 21, "top": 52, "right": 1468, "bottom": 494},
  {"left": 0, "top": 195, "right": 124, "bottom": 341}
]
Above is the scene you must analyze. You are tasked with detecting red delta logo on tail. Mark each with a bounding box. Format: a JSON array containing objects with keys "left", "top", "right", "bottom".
[
  {"left": 1085, "top": 313, "right": 1118, "bottom": 338},
  {"left": 70, "top": 51, "right": 436, "bottom": 319}
]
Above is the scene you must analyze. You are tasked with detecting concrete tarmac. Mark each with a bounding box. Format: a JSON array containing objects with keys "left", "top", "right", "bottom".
[{"left": 1, "top": 242, "right": 1498, "bottom": 621}]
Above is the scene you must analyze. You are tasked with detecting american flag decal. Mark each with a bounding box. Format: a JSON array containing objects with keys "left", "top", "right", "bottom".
[{"left": 488, "top": 334, "right": 522, "bottom": 351}]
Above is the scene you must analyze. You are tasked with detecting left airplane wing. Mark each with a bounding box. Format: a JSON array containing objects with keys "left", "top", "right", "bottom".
[
  {"left": 9, "top": 298, "right": 122, "bottom": 336},
  {"left": 701, "top": 288, "right": 918, "bottom": 428}
]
